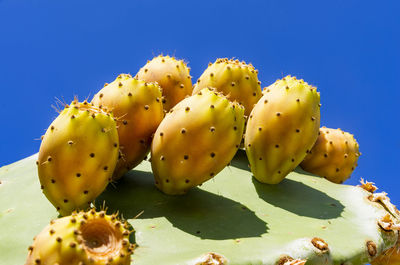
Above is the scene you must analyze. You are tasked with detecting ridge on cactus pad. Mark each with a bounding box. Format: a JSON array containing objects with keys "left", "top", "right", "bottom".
[{"left": 1, "top": 151, "right": 399, "bottom": 265}]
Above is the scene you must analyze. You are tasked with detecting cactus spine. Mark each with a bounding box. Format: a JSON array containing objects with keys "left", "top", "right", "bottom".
[
  {"left": 192, "top": 58, "right": 262, "bottom": 116},
  {"left": 25, "top": 210, "right": 134, "bottom": 265},
  {"left": 37, "top": 101, "right": 119, "bottom": 215},
  {"left": 300, "top": 127, "right": 360, "bottom": 183},
  {"left": 151, "top": 88, "right": 245, "bottom": 195},
  {"left": 92, "top": 74, "right": 164, "bottom": 180},
  {"left": 245, "top": 76, "right": 320, "bottom": 184},
  {"left": 136, "top": 55, "right": 193, "bottom": 111}
]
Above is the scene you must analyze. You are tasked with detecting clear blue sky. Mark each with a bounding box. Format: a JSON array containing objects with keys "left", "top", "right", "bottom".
[{"left": 0, "top": 1, "right": 399, "bottom": 202}]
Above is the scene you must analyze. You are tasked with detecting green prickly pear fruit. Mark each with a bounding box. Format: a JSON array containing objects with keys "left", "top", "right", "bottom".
[
  {"left": 300, "top": 127, "right": 361, "bottom": 184},
  {"left": 92, "top": 74, "right": 164, "bottom": 180},
  {"left": 245, "top": 75, "right": 320, "bottom": 184},
  {"left": 37, "top": 101, "right": 119, "bottom": 216},
  {"left": 151, "top": 87, "right": 245, "bottom": 195},
  {"left": 136, "top": 55, "right": 193, "bottom": 111},
  {"left": 192, "top": 58, "right": 262, "bottom": 116},
  {"left": 25, "top": 209, "right": 134, "bottom": 265}
]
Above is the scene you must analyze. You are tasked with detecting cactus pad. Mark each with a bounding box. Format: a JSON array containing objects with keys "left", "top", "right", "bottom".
[{"left": 0, "top": 151, "right": 398, "bottom": 265}]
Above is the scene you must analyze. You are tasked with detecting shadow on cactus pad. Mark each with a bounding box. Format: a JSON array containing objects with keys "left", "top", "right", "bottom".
[
  {"left": 232, "top": 150, "right": 344, "bottom": 219},
  {"left": 97, "top": 169, "right": 268, "bottom": 240},
  {"left": 252, "top": 177, "right": 344, "bottom": 219}
]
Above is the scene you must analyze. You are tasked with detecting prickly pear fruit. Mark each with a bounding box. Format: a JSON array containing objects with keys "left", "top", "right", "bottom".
[
  {"left": 37, "top": 101, "right": 119, "bottom": 216},
  {"left": 192, "top": 58, "right": 262, "bottom": 116},
  {"left": 25, "top": 209, "right": 134, "bottom": 265},
  {"left": 300, "top": 127, "right": 360, "bottom": 183},
  {"left": 245, "top": 75, "right": 320, "bottom": 184},
  {"left": 92, "top": 74, "right": 164, "bottom": 180},
  {"left": 151, "top": 87, "right": 245, "bottom": 195},
  {"left": 136, "top": 55, "right": 193, "bottom": 111},
  {"left": 371, "top": 234, "right": 400, "bottom": 265}
]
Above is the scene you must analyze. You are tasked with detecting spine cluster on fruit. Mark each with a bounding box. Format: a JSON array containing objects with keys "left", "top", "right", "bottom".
[{"left": 25, "top": 209, "right": 134, "bottom": 265}]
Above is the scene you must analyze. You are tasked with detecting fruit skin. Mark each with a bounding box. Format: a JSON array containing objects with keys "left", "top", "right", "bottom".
[
  {"left": 300, "top": 127, "right": 360, "bottom": 184},
  {"left": 92, "top": 74, "right": 164, "bottom": 180},
  {"left": 151, "top": 87, "right": 245, "bottom": 195},
  {"left": 245, "top": 75, "right": 320, "bottom": 184},
  {"left": 37, "top": 101, "right": 119, "bottom": 216},
  {"left": 25, "top": 209, "right": 134, "bottom": 265},
  {"left": 136, "top": 55, "right": 193, "bottom": 111},
  {"left": 372, "top": 247, "right": 400, "bottom": 265},
  {"left": 371, "top": 234, "right": 400, "bottom": 265},
  {"left": 192, "top": 58, "right": 262, "bottom": 117}
]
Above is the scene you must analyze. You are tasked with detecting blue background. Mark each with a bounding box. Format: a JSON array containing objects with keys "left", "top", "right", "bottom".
[{"left": 0, "top": 1, "right": 398, "bottom": 203}]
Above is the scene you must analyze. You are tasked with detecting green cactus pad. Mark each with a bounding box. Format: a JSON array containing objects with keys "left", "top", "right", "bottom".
[{"left": 0, "top": 151, "right": 397, "bottom": 265}]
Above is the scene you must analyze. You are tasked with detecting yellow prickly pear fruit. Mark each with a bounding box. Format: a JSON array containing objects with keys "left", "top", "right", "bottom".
[
  {"left": 245, "top": 75, "right": 320, "bottom": 184},
  {"left": 192, "top": 58, "right": 262, "bottom": 116},
  {"left": 371, "top": 234, "right": 400, "bottom": 265},
  {"left": 151, "top": 87, "right": 245, "bottom": 195},
  {"left": 25, "top": 209, "right": 134, "bottom": 265},
  {"left": 92, "top": 74, "right": 164, "bottom": 180},
  {"left": 37, "top": 101, "right": 119, "bottom": 216},
  {"left": 136, "top": 55, "right": 193, "bottom": 111},
  {"left": 300, "top": 127, "right": 360, "bottom": 183}
]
